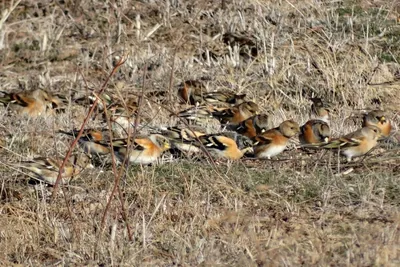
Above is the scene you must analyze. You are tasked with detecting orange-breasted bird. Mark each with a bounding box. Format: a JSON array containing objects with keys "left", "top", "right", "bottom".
[
  {"left": 211, "top": 101, "right": 259, "bottom": 124},
  {"left": 319, "top": 126, "right": 382, "bottom": 162},
  {"left": 299, "top": 120, "right": 330, "bottom": 145},
  {"left": 253, "top": 120, "right": 300, "bottom": 159},
  {"left": 111, "top": 134, "right": 171, "bottom": 165},
  {"left": 59, "top": 129, "right": 111, "bottom": 156},
  {"left": 196, "top": 132, "right": 253, "bottom": 160},
  {"left": 310, "top": 97, "right": 330, "bottom": 123},
  {"left": 362, "top": 110, "right": 392, "bottom": 138},
  {"left": 0, "top": 89, "right": 55, "bottom": 117},
  {"left": 230, "top": 114, "right": 272, "bottom": 138},
  {"left": 178, "top": 80, "right": 207, "bottom": 105}
]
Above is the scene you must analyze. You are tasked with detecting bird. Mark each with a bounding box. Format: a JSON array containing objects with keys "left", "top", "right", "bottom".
[
  {"left": 310, "top": 97, "right": 330, "bottom": 123},
  {"left": 211, "top": 101, "right": 259, "bottom": 124},
  {"left": 75, "top": 92, "right": 113, "bottom": 111},
  {"left": 0, "top": 89, "right": 54, "bottom": 117},
  {"left": 319, "top": 126, "right": 382, "bottom": 162},
  {"left": 75, "top": 92, "right": 140, "bottom": 134},
  {"left": 178, "top": 80, "right": 246, "bottom": 105},
  {"left": 175, "top": 105, "right": 216, "bottom": 121},
  {"left": 105, "top": 100, "right": 141, "bottom": 136},
  {"left": 58, "top": 129, "right": 111, "bottom": 156},
  {"left": 201, "top": 91, "right": 247, "bottom": 106},
  {"left": 362, "top": 110, "right": 392, "bottom": 138},
  {"left": 195, "top": 132, "right": 254, "bottom": 160},
  {"left": 161, "top": 126, "right": 206, "bottom": 154},
  {"left": 230, "top": 114, "right": 272, "bottom": 138},
  {"left": 18, "top": 154, "right": 93, "bottom": 185},
  {"left": 253, "top": 120, "right": 300, "bottom": 159},
  {"left": 161, "top": 126, "right": 206, "bottom": 140},
  {"left": 174, "top": 104, "right": 227, "bottom": 126},
  {"left": 111, "top": 134, "right": 171, "bottom": 165},
  {"left": 47, "top": 92, "right": 69, "bottom": 112},
  {"left": 299, "top": 120, "right": 330, "bottom": 145},
  {"left": 178, "top": 80, "right": 207, "bottom": 105}
]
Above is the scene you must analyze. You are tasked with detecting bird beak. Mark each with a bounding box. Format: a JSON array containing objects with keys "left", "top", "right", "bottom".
[{"left": 379, "top": 116, "right": 386, "bottom": 123}]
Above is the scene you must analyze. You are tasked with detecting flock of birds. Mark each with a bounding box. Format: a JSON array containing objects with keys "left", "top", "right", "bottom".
[{"left": 0, "top": 79, "right": 395, "bottom": 185}]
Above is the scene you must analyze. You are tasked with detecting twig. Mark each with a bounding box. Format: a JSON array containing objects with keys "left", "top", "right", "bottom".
[
  {"left": 51, "top": 57, "right": 127, "bottom": 201},
  {"left": 96, "top": 94, "right": 133, "bottom": 242},
  {"left": 99, "top": 63, "right": 148, "bottom": 242}
]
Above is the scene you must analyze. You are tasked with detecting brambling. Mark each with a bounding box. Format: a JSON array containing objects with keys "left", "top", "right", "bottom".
[
  {"left": 299, "top": 120, "right": 330, "bottom": 145},
  {"left": 362, "top": 110, "right": 392, "bottom": 138},
  {"left": 145, "top": 89, "right": 169, "bottom": 98},
  {"left": 321, "top": 126, "right": 382, "bottom": 162},
  {"left": 48, "top": 92, "right": 69, "bottom": 112},
  {"left": 58, "top": 129, "right": 111, "bottom": 155},
  {"left": 91, "top": 92, "right": 114, "bottom": 108},
  {"left": 76, "top": 91, "right": 138, "bottom": 119},
  {"left": 253, "top": 120, "right": 300, "bottom": 159},
  {"left": 178, "top": 80, "right": 206, "bottom": 104},
  {"left": 18, "top": 154, "right": 93, "bottom": 185},
  {"left": 161, "top": 126, "right": 206, "bottom": 154},
  {"left": 106, "top": 100, "right": 140, "bottom": 136},
  {"left": 111, "top": 134, "right": 171, "bottom": 165},
  {"left": 196, "top": 132, "right": 253, "bottom": 160},
  {"left": 76, "top": 92, "right": 113, "bottom": 111},
  {"left": 202, "top": 91, "right": 247, "bottom": 106},
  {"left": 161, "top": 126, "right": 206, "bottom": 140},
  {"left": 212, "top": 101, "right": 259, "bottom": 124},
  {"left": 178, "top": 80, "right": 247, "bottom": 106},
  {"left": 230, "top": 114, "right": 272, "bottom": 138},
  {"left": 310, "top": 97, "right": 330, "bottom": 123},
  {"left": 175, "top": 105, "right": 219, "bottom": 122},
  {"left": 0, "top": 89, "right": 53, "bottom": 117}
]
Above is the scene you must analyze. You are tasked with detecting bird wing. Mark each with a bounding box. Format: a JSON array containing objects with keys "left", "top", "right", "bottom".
[
  {"left": 199, "top": 135, "right": 234, "bottom": 150},
  {"left": 111, "top": 137, "right": 154, "bottom": 151},
  {"left": 176, "top": 106, "right": 213, "bottom": 120},
  {"left": 321, "top": 137, "right": 362, "bottom": 149},
  {"left": 253, "top": 134, "right": 274, "bottom": 146}
]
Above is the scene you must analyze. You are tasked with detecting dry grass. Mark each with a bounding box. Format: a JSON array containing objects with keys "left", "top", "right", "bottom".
[{"left": 0, "top": 0, "right": 400, "bottom": 265}]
